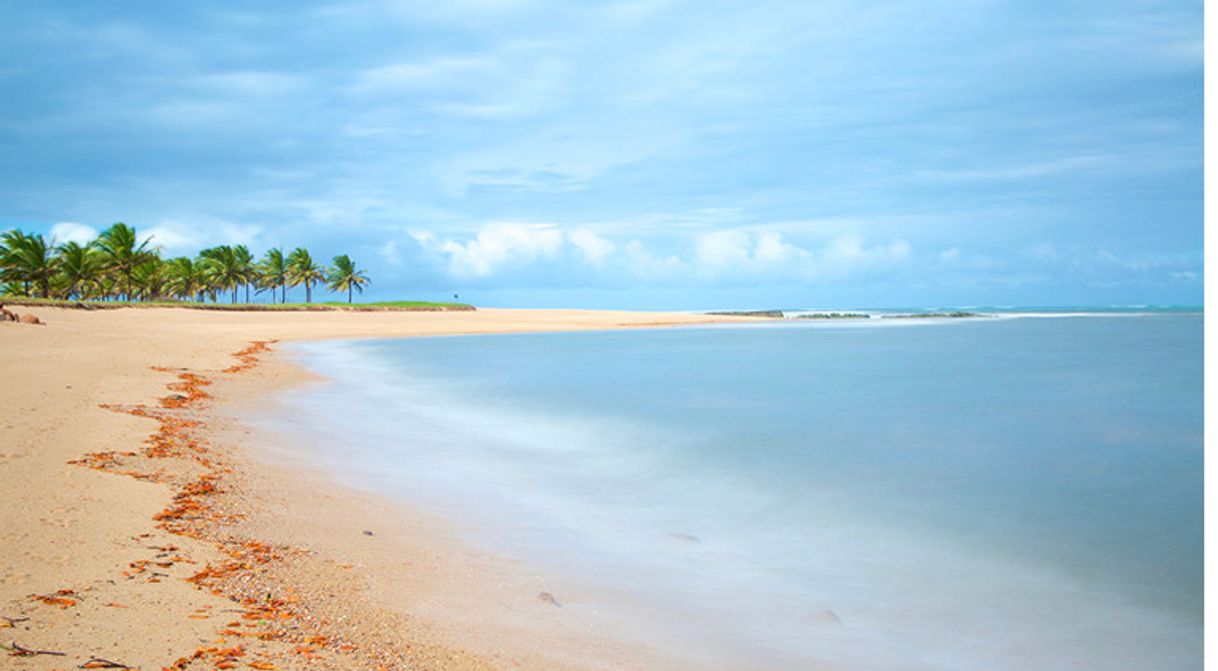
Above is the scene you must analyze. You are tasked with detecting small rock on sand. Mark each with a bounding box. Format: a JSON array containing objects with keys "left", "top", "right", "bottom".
[
  {"left": 537, "top": 591, "right": 562, "bottom": 607},
  {"left": 18, "top": 314, "right": 43, "bottom": 325},
  {"left": 361, "top": 530, "right": 374, "bottom": 536}
]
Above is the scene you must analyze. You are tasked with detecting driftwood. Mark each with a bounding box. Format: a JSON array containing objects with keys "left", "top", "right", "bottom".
[
  {"left": 80, "top": 657, "right": 134, "bottom": 669},
  {"left": 3, "top": 640, "right": 134, "bottom": 668},
  {"left": 8, "top": 641, "right": 67, "bottom": 656}
]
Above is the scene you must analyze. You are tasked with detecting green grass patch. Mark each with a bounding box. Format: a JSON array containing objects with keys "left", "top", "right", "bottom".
[{"left": 313, "top": 300, "right": 473, "bottom": 309}]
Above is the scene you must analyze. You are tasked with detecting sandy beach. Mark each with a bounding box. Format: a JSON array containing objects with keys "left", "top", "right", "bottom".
[{"left": 1, "top": 306, "right": 752, "bottom": 671}]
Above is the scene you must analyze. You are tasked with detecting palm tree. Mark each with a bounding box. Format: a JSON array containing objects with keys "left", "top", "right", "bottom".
[
  {"left": 96, "top": 223, "right": 153, "bottom": 300},
  {"left": 131, "top": 256, "right": 167, "bottom": 301},
  {"left": 199, "top": 254, "right": 226, "bottom": 303},
  {"left": 0, "top": 227, "right": 384, "bottom": 308},
  {"left": 258, "top": 247, "right": 289, "bottom": 304},
  {"left": 198, "top": 246, "right": 246, "bottom": 304},
  {"left": 288, "top": 247, "right": 326, "bottom": 303},
  {"left": 95, "top": 274, "right": 118, "bottom": 301},
  {"left": 234, "top": 244, "right": 255, "bottom": 303},
  {"left": 165, "top": 257, "right": 203, "bottom": 302},
  {"left": 56, "top": 241, "right": 103, "bottom": 299},
  {"left": 326, "top": 254, "right": 370, "bottom": 304},
  {"left": 1, "top": 230, "right": 56, "bottom": 297},
  {"left": 1, "top": 229, "right": 24, "bottom": 295}
]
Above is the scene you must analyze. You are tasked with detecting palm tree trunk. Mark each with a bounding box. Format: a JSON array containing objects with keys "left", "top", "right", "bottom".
[
  {"left": 306, "top": 282, "right": 311, "bottom": 303},
  {"left": 245, "top": 284, "right": 250, "bottom": 303},
  {"left": 348, "top": 285, "right": 352, "bottom": 303},
  {"left": 281, "top": 283, "right": 286, "bottom": 304}
]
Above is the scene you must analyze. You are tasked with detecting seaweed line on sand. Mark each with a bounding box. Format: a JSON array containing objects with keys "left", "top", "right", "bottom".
[{"left": 51, "top": 340, "right": 496, "bottom": 671}]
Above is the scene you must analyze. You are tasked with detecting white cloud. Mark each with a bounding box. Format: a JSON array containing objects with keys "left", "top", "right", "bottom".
[
  {"left": 694, "top": 230, "right": 752, "bottom": 270},
  {"left": 26, "top": 218, "right": 276, "bottom": 259},
  {"left": 430, "top": 223, "right": 566, "bottom": 277},
  {"left": 694, "top": 229, "right": 811, "bottom": 275},
  {"left": 144, "top": 222, "right": 203, "bottom": 251},
  {"left": 48, "top": 222, "right": 98, "bottom": 245},
  {"left": 814, "top": 234, "right": 911, "bottom": 277},
  {"left": 692, "top": 230, "right": 908, "bottom": 282},
  {"left": 144, "top": 219, "right": 263, "bottom": 255},
  {"left": 568, "top": 229, "right": 616, "bottom": 266},
  {"left": 620, "top": 239, "right": 683, "bottom": 279},
  {"left": 410, "top": 223, "right": 912, "bottom": 286}
]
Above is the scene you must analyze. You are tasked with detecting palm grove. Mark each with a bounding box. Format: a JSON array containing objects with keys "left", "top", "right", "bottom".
[{"left": 0, "top": 224, "right": 370, "bottom": 304}]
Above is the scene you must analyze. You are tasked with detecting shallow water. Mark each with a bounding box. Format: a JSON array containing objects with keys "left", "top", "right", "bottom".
[{"left": 262, "top": 312, "right": 1202, "bottom": 670}]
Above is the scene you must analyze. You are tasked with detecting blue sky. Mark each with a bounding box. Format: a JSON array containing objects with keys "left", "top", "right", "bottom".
[{"left": 0, "top": 0, "right": 1202, "bottom": 308}]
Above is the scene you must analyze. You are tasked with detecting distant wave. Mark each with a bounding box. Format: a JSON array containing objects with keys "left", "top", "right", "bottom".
[{"left": 762, "top": 307, "right": 1201, "bottom": 322}]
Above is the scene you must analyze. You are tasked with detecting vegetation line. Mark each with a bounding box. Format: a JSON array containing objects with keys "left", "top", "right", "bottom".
[
  {"left": 0, "top": 297, "right": 473, "bottom": 312},
  {"left": 0, "top": 223, "right": 381, "bottom": 305}
]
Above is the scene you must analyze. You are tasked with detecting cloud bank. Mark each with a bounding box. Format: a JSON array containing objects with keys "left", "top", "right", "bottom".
[{"left": 0, "top": 0, "right": 1201, "bottom": 307}]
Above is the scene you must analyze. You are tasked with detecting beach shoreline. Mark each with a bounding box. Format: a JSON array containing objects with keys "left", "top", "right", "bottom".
[
  {"left": 1, "top": 306, "right": 754, "bottom": 671},
  {"left": 213, "top": 345, "right": 716, "bottom": 671}
]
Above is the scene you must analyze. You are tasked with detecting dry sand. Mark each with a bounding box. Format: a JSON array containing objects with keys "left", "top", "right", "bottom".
[{"left": 0, "top": 306, "right": 755, "bottom": 671}]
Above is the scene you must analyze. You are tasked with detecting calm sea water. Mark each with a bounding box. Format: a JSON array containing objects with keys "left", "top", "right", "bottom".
[{"left": 264, "top": 313, "right": 1202, "bottom": 670}]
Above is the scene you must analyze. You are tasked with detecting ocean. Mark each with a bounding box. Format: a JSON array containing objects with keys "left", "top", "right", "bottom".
[{"left": 259, "top": 311, "right": 1202, "bottom": 670}]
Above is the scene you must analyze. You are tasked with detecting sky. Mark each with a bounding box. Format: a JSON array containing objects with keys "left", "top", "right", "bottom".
[{"left": 0, "top": 0, "right": 1203, "bottom": 309}]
